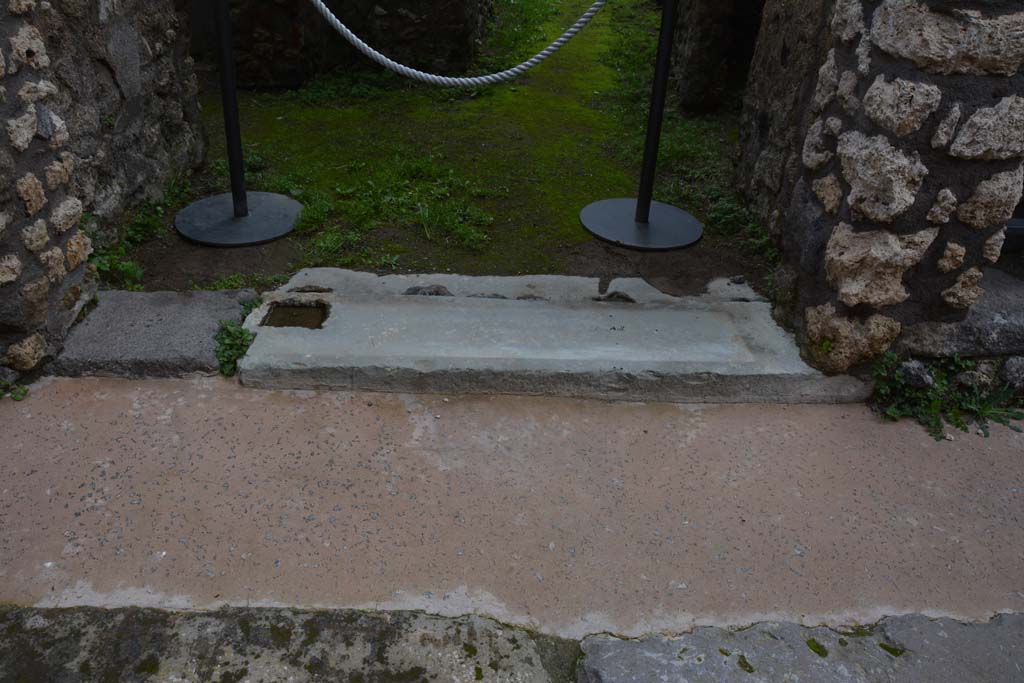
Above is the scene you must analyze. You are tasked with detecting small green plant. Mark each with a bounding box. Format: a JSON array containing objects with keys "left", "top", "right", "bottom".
[
  {"left": 871, "top": 352, "right": 1024, "bottom": 440},
  {"left": 89, "top": 178, "right": 193, "bottom": 289},
  {"left": 214, "top": 298, "right": 261, "bottom": 377},
  {"left": 214, "top": 321, "right": 255, "bottom": 377},
  {"left": 1, "top": 379, "right": 29, "bottom": 401}
]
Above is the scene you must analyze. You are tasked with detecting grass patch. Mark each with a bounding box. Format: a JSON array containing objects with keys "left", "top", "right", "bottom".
[
  {"left": 192, "top": 273, "right": 290, "bottom": 292},
  {"left": 142, "top": 0, "right": 770, "bottom": 288},
  {"left": 871, "top": 352, "right": 1024, "bottom": 440},
  {"left": 89, "top": 179, "right": 192, "bottom": 290}
]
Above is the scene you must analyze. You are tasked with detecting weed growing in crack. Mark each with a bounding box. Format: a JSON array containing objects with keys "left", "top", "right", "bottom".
[
  {"left": 214, "top": 298, "right": 262, "bottom": 377},
  {"left": 871, "top": 352, "right": 1024, "bottom": 440},
  {"left": 0, "top": 379, "right": 29, "bottom": 401}
]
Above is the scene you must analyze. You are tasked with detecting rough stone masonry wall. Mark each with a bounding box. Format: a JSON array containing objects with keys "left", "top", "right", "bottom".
[
  {"left": 0, "top": 0, "right": 204, "bottom": 379},
  {"left": 738, "top": 0, "right": 1024, "bottom": 373}
]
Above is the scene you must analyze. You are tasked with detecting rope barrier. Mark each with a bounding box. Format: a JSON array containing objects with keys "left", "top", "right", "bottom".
[{"left": 306, "top": 0, "right": 607, "bottom": 87}]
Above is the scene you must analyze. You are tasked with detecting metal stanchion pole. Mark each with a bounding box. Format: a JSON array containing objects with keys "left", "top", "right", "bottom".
[
  {"left": 579, "top": 0, "right": 703, "bottom": 251},
  {"left": 175, "top": 0, "right": 302, "bottom": 247}
]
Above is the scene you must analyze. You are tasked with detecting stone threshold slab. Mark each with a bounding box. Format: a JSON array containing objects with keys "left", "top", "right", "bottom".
[{"left": 238, "top": 269, "right": 869, "bottom": 403}]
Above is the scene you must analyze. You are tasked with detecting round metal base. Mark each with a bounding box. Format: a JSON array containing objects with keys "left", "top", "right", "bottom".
[
  {"left": 175, "top": 192, "right": 302, "bottom": 247},
  {"left": 580, "top": 198, "right": 704, "bottom": 251},
  {"left": 1007, "top": 218, "right": 1024, "bottom": 253}
]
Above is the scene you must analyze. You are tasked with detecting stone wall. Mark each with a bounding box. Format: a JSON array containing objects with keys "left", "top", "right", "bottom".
[
  {"left": 672, "top": 0, "right": 764, "bottom": 111},
  {"left": 737, "top": 0, "right": 1024, "bottom": 372},
  {"left": 191, "top": 0, "right": 494, "bottom": 88},
  {"left": 0, "top": 0, "right": 205, "bottom": 379}
]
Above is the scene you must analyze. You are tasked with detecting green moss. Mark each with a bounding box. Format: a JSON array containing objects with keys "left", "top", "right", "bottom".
[
  {"left": 805, "top": 638, "right": 828, "bottom": 658},
  {"left": 239, "top": 618, "right": 252, "bottom": 640},
  {"left": 879, "top": 642, "right": 907, "bottom": 658},
  {"left": 134, "top": 654, "right": 160, "bottom": 674},
  {"left": 474, "top": 665, "right": 485, "bottom": 680},
  {"left": 719, "top": 648, "right": 731, "bottom": 657},
  {"left": 736, "top": 654, "right": 755, "bottom": 673},
  {"left": 302, "top": 621, "right": 321, "bottom": 647},
  {"left": 463, "top": 643, "right": 478, "bottom": 658},
  {"left": 270, "top": 623, "right": 293, "bottom": 648},
  {"left": 169, "top": 0, "right": 773, "bottom": 287}
]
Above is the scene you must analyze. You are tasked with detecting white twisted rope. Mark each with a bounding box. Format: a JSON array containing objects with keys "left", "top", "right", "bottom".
[{"left": 306, "top": 0, "right": 608, "bottom": 87}]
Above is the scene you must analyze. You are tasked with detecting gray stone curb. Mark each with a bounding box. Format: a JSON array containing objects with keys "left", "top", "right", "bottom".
[{"left": 48, "top": 289, "right": 257, "bottom": 378}]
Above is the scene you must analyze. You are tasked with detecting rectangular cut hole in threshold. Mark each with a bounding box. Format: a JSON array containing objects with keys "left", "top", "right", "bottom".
[{"left": 261, "top": 302, "right": 330, "bottom": 329}]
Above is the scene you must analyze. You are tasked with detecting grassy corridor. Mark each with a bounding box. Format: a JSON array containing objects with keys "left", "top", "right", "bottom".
[{"left": 119, "top": 0, "right": 773, "bottom": 293}]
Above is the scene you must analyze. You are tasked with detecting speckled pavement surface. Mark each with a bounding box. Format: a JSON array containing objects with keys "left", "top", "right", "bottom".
[{"left": 1, "top": 376, "right": 1023, "bottom": 643}]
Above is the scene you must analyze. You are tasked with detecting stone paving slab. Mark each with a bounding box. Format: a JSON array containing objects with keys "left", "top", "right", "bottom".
[
  {"left": 2, "top": 607, "right": 1021, "bottom": 682},
  {"left": 2, "top": 377, "right": 1022, "bottom": 640},
  {"left": 578, "top": 614, "right": 1024, "bottom": 682},
  {"left": 240, "top": 269, "right": 869, "bottom": 403},
  {"left": 49, "top": 289, "right": 256, "bottom": 378},
  {"left": 0, "top": 607, "right": 579, "bottom": 683}
]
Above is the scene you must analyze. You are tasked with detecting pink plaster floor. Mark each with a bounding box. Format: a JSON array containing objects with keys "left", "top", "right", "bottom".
[{"left": 1, "top": 376, "right": 1022, "bottom": 639}]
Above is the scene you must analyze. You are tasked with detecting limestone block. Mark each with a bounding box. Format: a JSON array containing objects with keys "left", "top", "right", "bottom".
[
  {"left": 984, "top": 229, "right": 1006, "bottom": 264},
  {"left": 802, "top": 118, "right": 842, "bottom": 171},
  {"left": 805, "top": 303, "right": 901, "bottom": 373},
  {"left": 2, "top": 332, "right": 47, "bottom": 371},
  {"left": 38, "top": 246, "right": 65, "bottom": 283},
  {"left": 837, "top": 71, "right": 859, "bottom": 114},
  {"left": 863, "top": 75, "right": 941, "bottom": 137},
  {"left": 957, "top": 165, "right": 1024, "bottom": 230},
  {"left": 856, "top": 34, "right": 871, "bottom": 75},
  {"left": 942, "top": 267, "right": 984, "bottom": 308},
  {"left": 15, "top": 173, "right": 46, "bottom": 216},
  {"left": 931, "top": 104, "right": 961, "bottom": 150},
  {"left": 20, "top": 219, "right": 48, "bottom": 252},
  {"left": 17, "top": 79, "right": 57, "bottom": 104},
  {"left": 7, "top": 24, "right": 50, "bottom": 73},
  {"left": 65, "top": 231, "right": 92, "bottom": 270},
  {"left": 0, "top": 254, "right": 22, "bottom": 286},
  {"left": 813, "top": 50, "right": 838, "bottom": 112},
  {"left": 812, "top": 175, "right": 843, "bottom": 214},
  {"left": 825, "top": 222, "right": 938, "bottom": 307},
  {"left": 6, "top": 107, "right": 37, "bottom": 152},
  {"left": 838, "top": 131, "right": 927, "bottom": 223},
  {"left": 937, "top": 243, "right": 966, "bottom": 273},
  {"left": 927, "top": 188, "right": 958, "bottom": 224},
  {"left": 9, "top": 0, "right": 37, "bottom": 13},
  {"left": 950, "top": 96, "right": 1024, "bottom": 161},
  {"left": 44, "top": 152, "right": 73, "bottom": 189},
  {"left": 871, "top": 0, "right": 1024, "bottom": 76},
  {"left": 831, "top": 0, "right": 865, "bottom": 43},
  {"left": 50, "top": 197, "right": 82, "bottom": 233}
]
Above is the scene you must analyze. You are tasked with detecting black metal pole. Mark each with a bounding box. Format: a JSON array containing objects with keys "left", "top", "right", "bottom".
[
  {"left": 635, "top": 0, "right": 678, "bottom": 224},
  {"left": 215, "top": 0, "right": 248, "bottom": 218}
]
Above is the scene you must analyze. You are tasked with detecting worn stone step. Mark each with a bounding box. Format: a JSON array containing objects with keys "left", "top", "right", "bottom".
[{"left": 238, "top": 269, "right": 869, "bottom": 403}]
